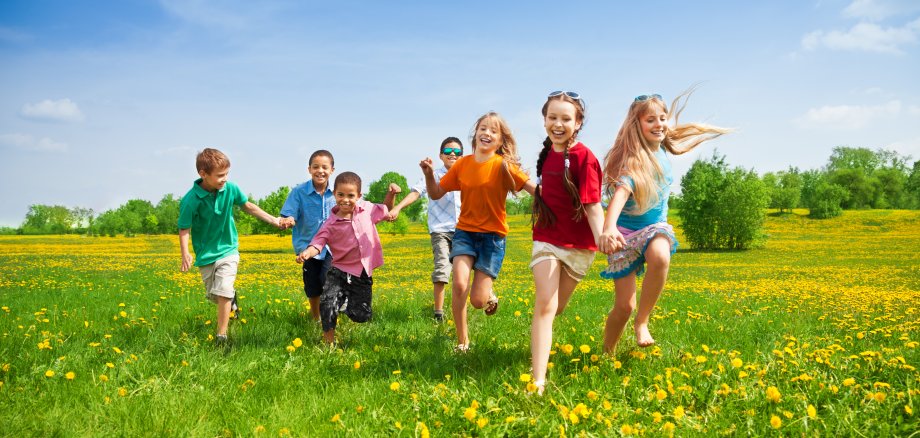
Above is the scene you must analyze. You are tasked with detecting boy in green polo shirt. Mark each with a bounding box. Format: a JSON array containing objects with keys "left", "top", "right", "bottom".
[{"left": 179, "top": 148, "right": 286, "bottom": 346}]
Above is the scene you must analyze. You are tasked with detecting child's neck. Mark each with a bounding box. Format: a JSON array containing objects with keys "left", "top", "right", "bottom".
[
  {"left": 313, "top": 181, "right": 327, "bottom": 193},
  {"left": 473, "top": 147, "right": 497, "bottom": 163},
  {"left": 551, "top": 139, "right": 573, "bottom": 152},
  {"left": 335, "top": 209, "right": 352, "bottom": 219}
]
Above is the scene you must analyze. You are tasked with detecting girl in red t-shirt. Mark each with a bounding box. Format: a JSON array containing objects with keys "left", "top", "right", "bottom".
[{"left": 528, "top": 91, "right": 607, "bottom": 395}]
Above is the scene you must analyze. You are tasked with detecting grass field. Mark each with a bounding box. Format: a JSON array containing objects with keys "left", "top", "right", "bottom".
[{"left": 0, "top": 210, "right": 918, "bottom": 436}]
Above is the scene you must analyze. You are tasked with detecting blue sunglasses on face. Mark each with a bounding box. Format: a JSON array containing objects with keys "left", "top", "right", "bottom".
[{"left": 441, "top": 147, "right": 462, "bottom": 156}]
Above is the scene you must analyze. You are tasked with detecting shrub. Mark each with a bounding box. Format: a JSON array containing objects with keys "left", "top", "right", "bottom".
[
  {"left": 806, "top": 181, "right": 848, "bottom": 219},
  {"left": 678, "top": 154, "right": 768, "bottom": 250}
]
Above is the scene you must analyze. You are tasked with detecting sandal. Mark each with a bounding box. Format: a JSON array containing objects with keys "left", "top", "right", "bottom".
[{"left": 484, "top": 292, "right": 499, "bottom": 316}]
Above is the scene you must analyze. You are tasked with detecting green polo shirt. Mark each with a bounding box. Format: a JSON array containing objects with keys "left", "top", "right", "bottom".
[{"left": 178, "top": 179, "right": 248, "bottom": 267}]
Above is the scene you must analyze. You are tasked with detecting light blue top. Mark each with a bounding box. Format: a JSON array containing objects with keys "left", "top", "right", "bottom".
[
  {"left": 617, "top": 148, "right": 672, "bottom": 230},
  {"left": 411, "top": 166, "right": 461, "bottom": 234},
  {"left": 280, "top": 180, "right": 334, "bottom": 257}
]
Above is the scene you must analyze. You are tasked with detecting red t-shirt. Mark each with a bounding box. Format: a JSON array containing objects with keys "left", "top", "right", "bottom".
[{"left": 532, "top": 142, "right": 602, "bottom": 250}]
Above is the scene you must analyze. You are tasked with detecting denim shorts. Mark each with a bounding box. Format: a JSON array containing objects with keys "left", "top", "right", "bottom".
[{"left": 449, "top": 229, "right": 506, "bottom": 279}]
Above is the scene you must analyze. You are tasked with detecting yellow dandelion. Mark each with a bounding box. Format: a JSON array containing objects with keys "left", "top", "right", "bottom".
[
  {"left": 807, "top": 404, "right": 817, "bottom": 419},
  {"left": 106, "top": 362, "right": 115, "bottom": 369},
  {"left": 526, "top": 382, "right": 537, "bottom": 393},
  {"left": 656, "top": 389, "right": 667, "bottom": 401},
  {"left": 843, "top": 378, "right": 855, "bottom": 386},
  {"left": 44, "top": 370, "right": 55, "bottom": 378},
  {"left": 614, "top": 361, "right": 622, "bottom": 369},
  {"left": 418, "top": 422, "right": 430, "bottom": 438},
  {"left": 695, "top": 355, "right": 707, "bottom": 363},
  {"left": 292, "top": 338, "right": 303, "bottom": 348},
  {"left": 770, "top": 415, "right": 782, "bottom": 429},
  {"left": 766, "top": 386, "right": 781, "bottom": 403},
  {"left": 112, "top": 347, "right": 122, "bottom": 354},
  {"left": 477, "top": 418, "right": 488, "bottom": 428},
  {"left": 620, "top": 424, "right": 633, "bottom": 435},
  {"left": 731, "top": 358, "right": 743, "bottom": 368},
  {"left": 65, "top": 371, "right": 75, "bottom": 380},
  {"left": 330, "top": 414, "right": 340, "bottom": 423},
  {"left": 905, "top": 405, "right": 913, "bottom": 415},
  {"left": 464, "top": 407, "right": 477, "bottom": 421},
  {"left": 662, "top": 421, "right": 675, "bottom": 433},
  {"left": 579, "top": 345, "right": 591, "bottom": 354},
  {"left": 561, "top": 344, "right": 574, "bottom": 355},
  {"left": 673, "top": 406, "right": 685, "bottom": 419},
  {"left": 587, "top": 390, "right": 598, "bottom": 400},
  {"left": 874, "top": 392, "right": 886, "bottom": 402},
  {"left": 505, "top": 416, "right": 515, "bottom": 423},
  {"left": 590, "top": 354, "right": 599, "bottom": 362},
  {"left": 99, "top": 375, "right": 109, "bottom": 382},
  {"left": 285, "top": 345, "right": 296, "bottom": 353},
  {"left": 652, "top": 411, "right": 662, "bottom": 423},
  {"left": 354, "top": 361, "right": 361, "bottom": 370},
  {"left": 118, "top": 387, "right": 128, "bottom": 397},
  {"left": 389, "top": 381, "right": 400, "bottom": 391},
  {"left": 520, "top": 373, "right": 531, "bottom": 382}
]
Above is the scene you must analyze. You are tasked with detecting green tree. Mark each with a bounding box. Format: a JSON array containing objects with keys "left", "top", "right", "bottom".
[
  {"left": 506, "top": 193, "right": 533, "bottom": 215},
  {"left": 367, "top": 172, "right": 423, "bottom": 221},
  {"left": 773, "top": 167, "right": 803, "bottom": 213},
  {"left": 807, "top": 181, "right": 849, "bottom": 219},
  {"left": 21, "top": 204, "right": 75, "bottom": 234},
  {"left": 154, "top": 194, "right": 180, "bottom": 234},
  {"left": 678, "top": 154, "right": 768, "bottom": 250},
  {"left": 907, "top": 160, "right": 920, "bottom": 209}
]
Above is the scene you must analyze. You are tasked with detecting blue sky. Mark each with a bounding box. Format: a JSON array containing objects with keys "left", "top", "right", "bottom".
[{"left": 1, "top": 0, "right": 919, "bottom": 227}]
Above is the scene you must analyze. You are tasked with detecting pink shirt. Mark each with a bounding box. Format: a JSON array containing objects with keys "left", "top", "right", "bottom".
[{"left": 309, "top": 200, "right": 388, "bottom": 277}]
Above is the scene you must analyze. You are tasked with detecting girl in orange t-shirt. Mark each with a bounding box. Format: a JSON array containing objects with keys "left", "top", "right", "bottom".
[{"left": 421, "top": 111, "right": 534, "bottom": 352}]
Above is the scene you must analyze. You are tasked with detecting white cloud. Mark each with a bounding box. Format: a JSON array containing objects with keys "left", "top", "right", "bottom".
[
  {"left": 796, "top": 100, "right": 901, "bottom": 129},
  {"left": 0, "top": 133, "right": 68, "bottom": 152},
  {"left": 802, "top": 18, "right": 920, "bottom": 54},
  {"left": 19, "top": 98, "right": 85, "bottom": 123},
  {"left": 843, "top": 0, "right": 920, "bottom": 21}
]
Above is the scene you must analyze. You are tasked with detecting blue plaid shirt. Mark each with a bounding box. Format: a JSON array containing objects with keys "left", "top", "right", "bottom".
[{"left": 412, "top": 167, "right": 460, "bottom": 233}]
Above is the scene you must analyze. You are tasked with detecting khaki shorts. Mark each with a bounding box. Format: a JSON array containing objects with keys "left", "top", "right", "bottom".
[
  {"left": 529, "top": 241, "right": 596, "bottom": 281},
  {"left": 199, "top": 253, "right": 239, "bottom": 302}
]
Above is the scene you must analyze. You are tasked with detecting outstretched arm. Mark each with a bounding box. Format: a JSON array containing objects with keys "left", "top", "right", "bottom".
[
  {"left": 383, "top": 183, "right": 401, "bottom": 211},
  {"left": 386, "top": 190, "right": 420, "bottom": 221},
  {"left": 421, "top": 158, "right": 448, "bottom": 200},
  {"left": 241, "top": 201, "right": 282, "bottom": 229}
]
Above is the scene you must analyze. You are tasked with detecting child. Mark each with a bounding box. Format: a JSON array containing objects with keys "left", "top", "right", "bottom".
[
  {"left": 529, "top": 91, "right": 606, "bottom": 394},
  {"left": 295, "top": 172, "right": 400, "bottom": 345},
  {"left": 386, "top": 137, "right": 463, "bottom": 322},
  {"left": 421, "top": 112, "right": 535, "bottom": 352},
  {"left": 598, "top": 90, "right": 730, "bottom": 353},
  {"left": 178, "top": 148, "right": 285, "bottom": 346},
  {"left": 279, "top": 150, "right": 335, "bottom": 321}
]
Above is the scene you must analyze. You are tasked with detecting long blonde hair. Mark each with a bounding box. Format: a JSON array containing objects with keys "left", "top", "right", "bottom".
[
  {"left": 603, "top": 87, "right": 731, "bottom": 214},
  {"left": 471, "top": 111, "right": 521, "bottom": 168}
]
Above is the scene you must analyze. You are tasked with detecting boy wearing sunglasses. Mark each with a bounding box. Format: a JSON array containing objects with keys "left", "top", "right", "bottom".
[{"left": 386, "top": 137, "right": 463, "bottom": 322}]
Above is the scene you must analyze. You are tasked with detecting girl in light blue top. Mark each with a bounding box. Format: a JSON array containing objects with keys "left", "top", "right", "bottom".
[{"left": 598, "top": 88, "right": 730, "bottom": 353}]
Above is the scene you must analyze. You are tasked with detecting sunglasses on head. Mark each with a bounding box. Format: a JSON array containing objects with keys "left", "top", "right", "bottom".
[
  {"left": 441, "top": 147, "right": 462, "bottom": 156},
  {"left": 548, "top": 90, "right": 586, "bottom": 110},
  {"left": 634, "top": 94, "right": 663, "bottom": 102}
]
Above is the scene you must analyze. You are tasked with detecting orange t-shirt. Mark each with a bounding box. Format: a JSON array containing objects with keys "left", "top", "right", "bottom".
[{"left": 439, "top": 154, "right": 530, "bottom": 237}]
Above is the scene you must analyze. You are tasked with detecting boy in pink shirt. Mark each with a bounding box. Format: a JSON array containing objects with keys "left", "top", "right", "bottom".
[{"left": 296, "top": 171, "right": 399, "bottom": 345}]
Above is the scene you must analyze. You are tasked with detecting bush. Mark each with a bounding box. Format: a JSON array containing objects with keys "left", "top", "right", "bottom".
[
  {"left": 806, "top": 181, "right": 848, "bottom": 219},
  {"left": 678, "top": 154, "right": 769, "bottom": 250}
]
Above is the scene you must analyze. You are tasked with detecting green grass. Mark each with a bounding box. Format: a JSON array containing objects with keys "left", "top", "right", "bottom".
[{"left": 0, "top": 210, "right": 918, "bottom": 436}]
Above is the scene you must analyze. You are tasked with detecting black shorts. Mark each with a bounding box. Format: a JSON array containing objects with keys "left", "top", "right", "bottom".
[
  {"left": 320, "top": 267, "right": 373, "bottom": 332},
  {"left": 302, "top": 256, "right": 332, "bottom": 298}
]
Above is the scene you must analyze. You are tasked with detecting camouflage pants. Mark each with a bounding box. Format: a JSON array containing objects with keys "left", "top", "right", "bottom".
[{"left": 320, "top": 267, "right": 373, "bottom": 332}]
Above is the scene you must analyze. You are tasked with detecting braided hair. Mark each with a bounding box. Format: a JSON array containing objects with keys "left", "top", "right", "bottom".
[{"left": 532, "top": 93, "right": 586, "bottom": 229}]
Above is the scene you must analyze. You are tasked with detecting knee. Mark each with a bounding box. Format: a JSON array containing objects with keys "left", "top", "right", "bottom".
[
  {"left": 470, "top": 295, "right": 487, "bottom": 309},
  {"left": 612, "top": 301, "right": 635, "bottom": 316},
  {"left": 645, "top": 249, "right": 670, "bottom": 271}
]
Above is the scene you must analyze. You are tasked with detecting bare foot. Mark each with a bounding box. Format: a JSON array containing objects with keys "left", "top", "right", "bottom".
[{"left": 635, "top": 324, "right": 655, "bottom": 347}]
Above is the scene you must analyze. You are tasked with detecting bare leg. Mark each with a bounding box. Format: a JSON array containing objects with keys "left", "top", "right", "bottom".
[
  {"left": 634, "top": 236, "right": 672, "bottom": 347},
  {"left": 215, "top": 296, "right": 233, "bottom": 336},
  {"left": 603, "top": 274, "right": 637, "bottom": 354},
  {"left": 309, "top": 296, "right": 320, "bottom": 321},
  {"left": 530, "top": 260, "right": 580, "bottom": 390},
  {"left": 468, "top": 270, "right": 495, "bottom": 310},
  {"left": 433, "top": 281, "right": 446, "bottom": 313},
  {"left": 322, "top": 329, "right": 335, "bottom": 344},
  {"left": 451, "top": 256, "right": 474, "bottom": 346}
]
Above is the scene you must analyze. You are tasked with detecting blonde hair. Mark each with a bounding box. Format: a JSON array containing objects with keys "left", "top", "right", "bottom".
[
  {"left": 603, "top": 87, "right": 731, "bottom": 214},
  {"left": 471, "top": 112, "right": 521, "bottom": 168}
]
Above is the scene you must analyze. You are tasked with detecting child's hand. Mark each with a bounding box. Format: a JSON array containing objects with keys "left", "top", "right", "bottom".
[
  {"left": 598, "top": 229, "right": 626, "bottom": 255},
  {"left": 387, "top": 183, "right": 402, "bottom": 195},
  {"left": 419, "top": 158, "right": 434, "bottom": 175},
  {"left": 384, "top": 207, "right": 401, "bottom": 222},
  {"left": 181, "top": 253, "right": 192, "bottom": 272},
  {"left": 295, "top": 249, "right": 308, "bottom": 264},
  {"left": 279, "top": 217, "right": 295, "bottom": 230}
]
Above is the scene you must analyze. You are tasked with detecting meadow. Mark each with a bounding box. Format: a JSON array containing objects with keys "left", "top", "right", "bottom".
[{"left": 0, "top": 210, "right": 918, "bottom": 437}]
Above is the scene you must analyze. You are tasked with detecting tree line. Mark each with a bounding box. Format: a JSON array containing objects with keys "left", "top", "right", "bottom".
[{"left": 4, "top": 146, "right": 918, "bottom": 241}]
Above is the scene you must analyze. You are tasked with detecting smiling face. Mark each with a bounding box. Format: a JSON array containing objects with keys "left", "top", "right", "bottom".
[
  {"left": 474, "top": 117, "right": 503, "bottom": 154},
  {"left": 544, "top": 99, "right": 582, "bottom": 149},
  {"left": 439, "top": 141, "right": 463, "bottom": 169},
  {"left": 640, "top": 104, "right": 668, "bottom": 146},
  {"left": 333, "top": 182, "right": 361, "bottom": 217},
  {"left": 198, "top": 166, "right": 230, "bottom": 192},
  {"left": 308, "top": 155, "right": 334, "bottom": 191}
]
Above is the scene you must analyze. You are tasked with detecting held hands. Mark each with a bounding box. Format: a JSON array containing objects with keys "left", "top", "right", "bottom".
[
  {"left": 598, "top": 229, "right": 627, "bottom": 255},
  {"left": 384, "top": 207, "right": 401, "bottom": 222},
  {"left": 278, "top": 216, "right": 296, "bottom": 230},
  {"left": 295, "top": 249, "right": 310, "bottom": 264}
]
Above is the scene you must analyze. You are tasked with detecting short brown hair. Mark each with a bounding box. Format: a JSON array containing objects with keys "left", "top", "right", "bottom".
[
  {"left": 196, "top": 148, "right": 230, "bottom": 174},
  {"left": 334, "top": 171, "right": 362, "bottom": 193}
]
